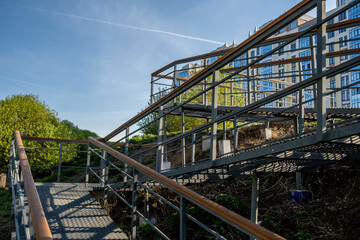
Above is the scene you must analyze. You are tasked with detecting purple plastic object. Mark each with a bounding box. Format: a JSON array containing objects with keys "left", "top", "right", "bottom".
[{"left": 288, "top": 190, "right": 311, "bottom": 204}]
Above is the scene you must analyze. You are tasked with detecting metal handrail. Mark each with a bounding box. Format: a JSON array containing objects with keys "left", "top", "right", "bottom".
[
  {"left": 13, "top": 131, "right": 53, "bottom": 240},
  {"left": 88, "top": 137, "right": 285, "bottom": 240}
]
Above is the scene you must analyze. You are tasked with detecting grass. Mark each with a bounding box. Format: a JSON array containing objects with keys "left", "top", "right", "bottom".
[{"left": 0, "top": 189, "right": 14, "bottom": 239}]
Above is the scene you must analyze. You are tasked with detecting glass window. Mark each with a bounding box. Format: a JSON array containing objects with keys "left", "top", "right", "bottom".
[
  {"left": 328, "top": 31, "right": 335, "bottom": 39},
  {"left": 329, "top": 57, "right": 335, "bottom": 65},
  {"left": 299, "top": 37, "right": 310, "bottom": 48},
  {"left": 290, "top": 21, "right": 297, "bottom": 30},
  {"left": 278, "top": 47, "right": 284, "bottom": 56},
  {"left": 279, "top": 28, "right": 284, "bottom": 33},
  {"left": 291, "top": 43, "right": 296, "bottom": 52},
  {"left": 330, "top": 80, "right": 336, "bottom": 89},
  {"left": 261, "top": 45, "right": 272, "bottom": 55},
  {"left": 349, "top": 3, "right": 360, "bottom": 20},
  {"left": 341, "top": 76, "right": 349, "bottom": 87},
  {"left": 329, "top": 43, "right": 335, "bottom": 52},
  {"left": 339, "top": 11, "right": 347, "bottom": 21},
  {"left": 339, "top": 28, "right": 346, "bottom": 33},
  {"left": 327, "top": 19, "right": 334, "bottom": 25}
]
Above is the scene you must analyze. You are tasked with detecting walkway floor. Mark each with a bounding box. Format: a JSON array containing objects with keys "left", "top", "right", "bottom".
[{"left": 36, "top": 183, "right": 128, "bottom": 240}]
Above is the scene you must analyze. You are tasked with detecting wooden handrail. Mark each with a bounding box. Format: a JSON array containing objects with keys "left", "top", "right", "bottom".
[
  {"left": 89, "top": 137, "right": 285, "bottom": 240},
  {"left": 14, "top": 131, "right": 53, "bottom": 240}
]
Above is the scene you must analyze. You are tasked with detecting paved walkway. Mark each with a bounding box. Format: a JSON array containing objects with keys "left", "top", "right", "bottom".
[{"left": 36, "top": 183, "right": 128, "bottom": 240}]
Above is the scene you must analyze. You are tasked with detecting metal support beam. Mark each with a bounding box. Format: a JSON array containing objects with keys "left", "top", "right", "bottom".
[
  {"left": 131, "top": 169, "right": 139, "bottom": 240},
  {"left": 298, "top": 61, "right": 305, "bottom": 135},
  {"left": 180, "top": 196, "right": 186, "bottom": 240},
  {"left": 103, "top": 151, "right": 110, "bottom": 208},
  {"left": 100, "top": 150, "right": 106, "bottom": 188},
  {"left": 251, "top": 172, "right": 259, "bottom": 224},
  {"left": 181, "top": 108, "right": 186, "bottom": 167},
  {"left": 191, "top": 133, "right": 196, "bottom": 164},
  {"left": 85, "top": 145, "right": 91, "bottom": 186},
  {"left": 150, "top": 76, "right": 154, "bottom": 104},
  {"left": 156, "top": 106, "right": 164, "bottom": 172},
  {"left": 296, "top": 171, "right": 302, "bottom": 190},
  {"left": 316, "top": 0, "right": 327, "bottom": 141},
  {"left": 57, "top": 142, "right": 63, "bottom": 182},
  {"left": 210, "top": 71, "right": 219, "bottom": 161},
  {"left": 144, "top": 189, "right": 149, "bottom": 219},
  {"left": 174, "top": 65, "right": 178, "bottom": 103},
  {"left": 124, "top": 127, "right": 129, "bottom": 183},
  {"left": 233, "top": 116, "right": 238, "bottom": 153}
]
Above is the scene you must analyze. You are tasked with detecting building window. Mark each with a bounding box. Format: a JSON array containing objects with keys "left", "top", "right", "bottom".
[
  {"left": 291, "top": 43, "right": 296, "bottom": 52},
  {"left": 341, "top": 76, "right": 349, "bottom": 87},
  {"left": 329, "top": 57, "right": 335, "bottom": 65},
  {"left": 339, "top": 28, "right": 346, "bottom": 33},
  {"left": 339, "top": 11, "right": 347, "bottom": 21},
  {"left": 328, "top": 31, "right": 335, "bottom": 39},
  {"left": 290, "top": 21, "right": 297, "bottom": 30},
  {"left": 261, "top": 45, "right": 272, "bottom": 55},
  {"left": 340, "top": 36, "right": 348, "bottom": 47},
  {"left": 341, "top": 55, "right": 349, "bottom": 61},
  {"left": 279, "top": 28, "right": 284, "bottom": 34},
  {"left": 299, "top": 37, "right": 310, "bottom": 48},
  {"left": 278, "top": 47, "right": 284, "bottom": 56},
  {"left": 279, "top": 69, "right": 285, "bottom": 77},
  {"left": 342, "top": 90, "right": 350, "bottom": 101},
  {"left": 329, "top": 43, "right": 335, "bottom": 52},
  {"left": 251, "top": 50, "right": 255, "bottom": 58},
  {"left": 330, "top": 80, "right": 336, "bottom": 89},
  {"left": 327, "top": 19, "right": 334, "bottom": 25},
  {"left": 349, "top": 3, "right": 360, "bottom": 20},
  {"left": 341, "top": 0, "right": 346, "bottom": 6}
]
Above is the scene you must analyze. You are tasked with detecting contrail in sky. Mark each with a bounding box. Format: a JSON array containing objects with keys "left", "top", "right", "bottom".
[
  {"left": 11, "top": 3, "right": 224, "bottom": 45},
  {"left": 0, "top": 75, "right": 92, "bottom": 99}
]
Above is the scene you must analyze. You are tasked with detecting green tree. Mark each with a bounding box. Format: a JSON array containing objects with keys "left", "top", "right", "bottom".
[{"left": 0, "top": 94, "right": 97, "bottom": 171}]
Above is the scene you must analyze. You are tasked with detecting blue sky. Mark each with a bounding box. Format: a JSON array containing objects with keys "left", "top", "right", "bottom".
[{"left": 0, "top": 0, "right": 336, "bottom": 137}]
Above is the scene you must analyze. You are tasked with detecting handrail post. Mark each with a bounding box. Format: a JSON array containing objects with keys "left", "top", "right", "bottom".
[
  {"left": 85, "top": 144, "right": 91, "bottom": 186},
  {"left": 181, "top": 107, "right": 186, "bottom": 167},
  {"left": 124, "top": 127, "right": 130, "bottom": 183},
  {"left": 233, "top": 115, "right": 238, "bottom": 153},
  {"left": 180, "top": 196, "right": 187, "bottom": 240},
  {"left": 100, "top": 150, "right": 106, "bottom": 188},
  {"left": 210, "top": 70, "right": 219, "bottom": 161},
  {"left": 316, "top": 0, "right": 327, "bottom": 141},
  {"left": 57, "top": 142, "right": 63, "bottom": 182},
  {"left": 191, "top": 133, "right": 196, "bottom": 164},
  {"left": 131, "top": 169, "right": 139, "bottom": 240},
  {"left": 103, "top": 151, "right": 110, "bottom": 209},
  {"left": 156, "top": 106, "right": 164, "bottom": 172}
]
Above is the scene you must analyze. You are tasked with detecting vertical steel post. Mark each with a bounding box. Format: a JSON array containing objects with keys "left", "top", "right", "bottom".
[
  {"left": 298, "top": 62, "right": 305, "bottom": 135},
  {"left": 103, "top": 151, "right": 109, "bottom": 209},
  {"left": 210, "top": 71, "right": 219, "bottom": 161},
  {"left": 124, "top": 127, "right": 129, "bottom": 183},
  {"left": 233, "top": 116, "right": 238, "bottom": 153},
  {"left": 181, "top": 108, "right": 186, "bottom": 167},
  {"left": 131, "top": 169, "right": 139, "bottom": 240},
  {"left": 247, "top": 68, "right": 252, "bottom": 105},
  {"left": 180, "top": 196, "right": 186, "bottom": 240},
  {"left": 100, "top": 150, "right": 106, "bottom": 188},
  {"left": 224, "top": 86, "right": 227, "bottom": 106},
  {"left": 174, "top": 65, "right": 178, "bottom": 103},
  {"left": 156, "top": 106, "right": 164, "bottom": 172},
  {"left": 191, "top": 133, "right": 196, "bottom": 164},
  {"left": 231, "top": 80, "right": 234, "bottom": 106},
  {"left": 163, "top": 115, "right": 168, "bottom": 164},
  {"left": 223, "top": 121, "right": 227, "bottom": 140},
  {"left": 252, "top": 68, "right": 257, "bottom": 102},
  {"left": 85, "top": 144, "right": 91, "bottom": 186},
  {"left": 310, "top": 33, "right": 317, "bottom": 107},
  {"left": 150, "top": 75, "right": 154, "bottom": 104},
  {"left": 57, "top": 142, "right": 63, "bottom": 182},
  {"left": 316, "top": 0, "right": 327, "bottom": 141},
  {"left": 251, "top": 172, "right": 259, "bottom": 224},
  {"left": 144, "top": 189, "right": 149, "bottom": 219},
  {"left": 296, "top": 171, "right": 302, "bottom": 190}
]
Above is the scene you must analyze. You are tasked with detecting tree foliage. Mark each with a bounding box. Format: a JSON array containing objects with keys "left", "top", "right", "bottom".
[{"left": 0, "top": 94, "right": 97, "bottom": 171}]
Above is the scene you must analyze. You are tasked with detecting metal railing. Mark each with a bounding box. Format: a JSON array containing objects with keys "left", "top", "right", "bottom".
[
  {"left": 100, "top": 0, "right": 360, "bottom": 176},
  {"left": 8, "top": 131, "right": 53, "bottom": 240},
  {"left": 86, "top": 136, "right": 285, "bottom": 240}
]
